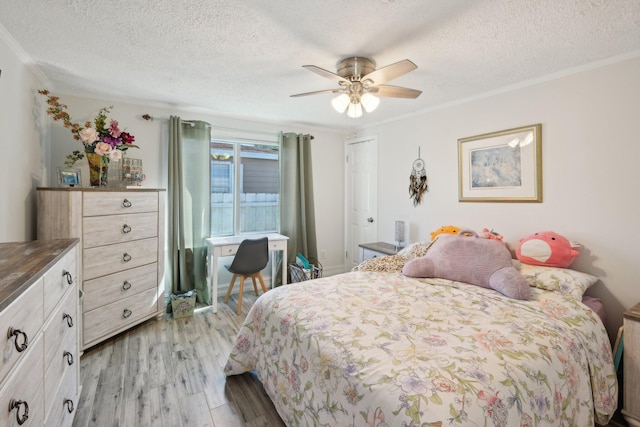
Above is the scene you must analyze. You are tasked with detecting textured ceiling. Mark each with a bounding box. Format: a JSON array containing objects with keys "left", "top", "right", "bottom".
[{"left": 1, "top": 0, "right": 640, "bottom": 130}]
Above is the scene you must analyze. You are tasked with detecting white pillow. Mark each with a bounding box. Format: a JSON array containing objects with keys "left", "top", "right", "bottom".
[{"left": 512, "top": 260, "right": 598, "bottom": 300}]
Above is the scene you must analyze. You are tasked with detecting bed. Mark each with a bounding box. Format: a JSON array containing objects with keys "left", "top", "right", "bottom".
[{"left": 225, "top": 245, "right": 618, "bottom": 426}]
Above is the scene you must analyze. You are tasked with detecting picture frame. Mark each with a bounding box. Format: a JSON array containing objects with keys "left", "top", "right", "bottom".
[
  {"left": 458, "top": 124, "right": 542, "bottom": 202},
  {"left": 57, "top": 167, "right": 82, "bottom": 187}
]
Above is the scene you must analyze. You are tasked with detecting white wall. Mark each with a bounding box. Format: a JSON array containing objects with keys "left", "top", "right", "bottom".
[
  {"left": 356, "top": 55, "right": 640, "bottom": 340},
  {"left": 0, "top": 35, "right": 46, "bottom": 242}
]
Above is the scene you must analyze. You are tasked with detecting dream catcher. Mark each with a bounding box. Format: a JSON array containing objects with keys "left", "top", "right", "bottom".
[{"left": 409, "top": 148, "right": 428, "bottom": 206}]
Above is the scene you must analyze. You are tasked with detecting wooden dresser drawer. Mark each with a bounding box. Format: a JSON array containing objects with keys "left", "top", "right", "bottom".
[
  {"left": 44, "top": 324, "right": 77, "bottom": 420},
  {"left": 83, "top": 238, "right": 158, "bottom": 280},
  {"left": 45, "top": 351, "right": 78, "bottom": 427},
  {"left": 44, "top": 286, "right": 77, "bottom": 371},
  {"left": 43, "top": 246, "right": 77, "bottom": 319},
  {"left": 83, "top": 287, "right": 159, "bottom": 345},
  {"left": 0, "top": 278, "right": 44, "bottom": 384},
  {"left": 83, "top": 212, "right": 158, "bottom": 248},
  {"left": 0, "top": 334, "right": 44, "bottom": 427},
  {"left": 83, "top": 191, "right": 158, "bottom": 216},
  {"left": 83, "top": 263, "right": 157, "bottom": 311}
]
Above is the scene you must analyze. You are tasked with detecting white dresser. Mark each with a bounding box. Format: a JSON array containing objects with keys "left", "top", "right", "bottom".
[
  {"left": 0, "top": 239, "right": 80, "bottom": 427},
  {"left": 37, "top": 188, "right": 166, "bottom": 350}
]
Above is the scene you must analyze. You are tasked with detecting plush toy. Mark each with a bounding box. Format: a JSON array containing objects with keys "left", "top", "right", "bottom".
[
  {"left": 402, "top": 234, "right": 531, "bottom": 300},
  {"left": 516, "top": 231, "right": 580, "bottom": 268},
  {"left": 430, "top": 225, "right": 461, "bottom": 240},
  {"left": 480, "top": 228, "right": 505, "bottom": 244}
]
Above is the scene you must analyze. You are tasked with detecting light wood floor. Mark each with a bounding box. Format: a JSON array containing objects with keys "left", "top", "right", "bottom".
[{"left": 72, "top": 293, "right": 286, "bottom": 427}]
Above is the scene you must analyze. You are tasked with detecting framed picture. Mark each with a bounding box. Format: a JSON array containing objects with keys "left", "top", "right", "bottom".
[
  {"left": 57, "top": 167, "right": 82, "bottom": 187},
  {"left": 458, "top": 124, "right": 542, "bottom": 202}
]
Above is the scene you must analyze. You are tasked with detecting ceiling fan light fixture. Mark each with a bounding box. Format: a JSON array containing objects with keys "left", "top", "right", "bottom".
[
  {"left": 360, "top": 93, "right": 380, "bottom": 113},
  {"left": 331, "top": 93, "right": 350, "bottom": 113},
  {"left": 346, "top": 102, "right": 363, "bottom": 118}
]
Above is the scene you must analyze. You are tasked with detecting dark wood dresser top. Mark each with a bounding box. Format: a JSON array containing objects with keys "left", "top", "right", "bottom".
[{"left": 0, "top": 239, "right": 78, "bottom": 312}]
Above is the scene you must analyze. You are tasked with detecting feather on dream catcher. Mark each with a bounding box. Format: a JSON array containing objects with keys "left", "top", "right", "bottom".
[{"left": 409, "top": 148, "right": 428, "bottom": 206}]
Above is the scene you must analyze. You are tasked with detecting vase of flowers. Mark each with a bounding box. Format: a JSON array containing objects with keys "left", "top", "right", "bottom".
[{"left": 39, "top": 90, "right": 138, "bottom": 187}]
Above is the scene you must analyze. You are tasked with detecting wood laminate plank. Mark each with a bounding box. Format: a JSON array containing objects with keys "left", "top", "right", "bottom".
[{"left": 73, "top": 295, "right": 286, "bottom": 427}]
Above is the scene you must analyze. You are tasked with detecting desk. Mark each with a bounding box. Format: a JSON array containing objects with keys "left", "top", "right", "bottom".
[{"left": 206, "top": 233, "right": 289, "bottom": 313}]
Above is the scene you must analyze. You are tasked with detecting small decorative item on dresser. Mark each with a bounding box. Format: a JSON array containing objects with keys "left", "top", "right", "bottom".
[{"left": 57, "top": 167, "right": 82, "bottom": 187}]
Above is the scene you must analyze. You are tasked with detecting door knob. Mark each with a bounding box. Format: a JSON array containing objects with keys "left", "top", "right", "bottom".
[{"left": 367, "top": 217, "right": 374, "bottom": 223}]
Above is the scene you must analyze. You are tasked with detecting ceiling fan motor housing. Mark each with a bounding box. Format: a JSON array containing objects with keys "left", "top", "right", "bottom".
[{"left": 337, "top": 57, "right": 376, "bottom": 81}]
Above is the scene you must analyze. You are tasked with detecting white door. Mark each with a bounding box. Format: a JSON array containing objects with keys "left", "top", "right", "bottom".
[{"left": 345, "top": 137, "right": 378, "bottom": 271}]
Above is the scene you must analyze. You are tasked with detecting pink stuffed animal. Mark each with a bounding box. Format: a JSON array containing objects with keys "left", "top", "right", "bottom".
[
  {"left": 480, "top": 228, "right": 505, "bottom": 244},
  {"left": 516, "top": 231, "right": 580, "bottom": 268}
]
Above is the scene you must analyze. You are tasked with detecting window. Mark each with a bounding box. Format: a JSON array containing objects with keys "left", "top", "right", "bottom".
[{"left": 210, "top": 139, "right": 279, "bottom": 236}]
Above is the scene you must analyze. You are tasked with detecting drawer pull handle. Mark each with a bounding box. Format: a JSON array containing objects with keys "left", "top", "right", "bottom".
[
  {"left": 122, "top": 199, "right": 132, "bottom": 208},
  {"left": 122, "top": 281, "right": 132, "bottom": 290},
  {"left": 63, "top": 270, "right": 73, "bottom": 285},
  {"left": 7, "top": 327, "right": 28, "bottom": 352},
  {"left": 122, "top": 224, "right": 132, "bottom": 234},
  {"left": 63, "top": 313, "right": 74, "bottom": 328},
  {"left": 9, "top": 399, "right": 29, "bottom": 425},
  {"left": 64, "top": 351, "right": 74, "bottom": 366},
  {"left": 123, "top": 308, "right": 132, "bottom": 318},
  {"left": 122, "top": 253, "right": 132, "bottom": 262},
  {"left": 64, "top": 399, "right": 74, "bottom": 414}
]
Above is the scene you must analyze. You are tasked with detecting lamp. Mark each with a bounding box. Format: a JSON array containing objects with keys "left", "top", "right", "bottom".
[
  {"left": 331, "top": 82, "right": 379, "bottom": 118},
  {"left": 346, "top": 102, "right": 363, "bottom": 118},
  {"left": 360, "top": 93, "right": 380, "bottom": 112},
  {"left": 331, "top": 94, "right": 350, "bottom": 113}
]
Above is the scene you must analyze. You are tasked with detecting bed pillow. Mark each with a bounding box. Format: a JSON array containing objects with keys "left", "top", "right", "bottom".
[
  {"left": 352, "top": 254, "right": 407, "bottom": 272},
  {"left": 512, "top": 260, "right": 598, "bottom": 300},
  {"left": 396, "top": 240, "right": 436, "bottom": 259}
]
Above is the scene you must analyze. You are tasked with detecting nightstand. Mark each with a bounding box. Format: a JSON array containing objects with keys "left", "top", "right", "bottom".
[
  {"left": 623, "top": 303, "right": 640, "bottom": 427},
  {"left": 359, "top": 242, "right": 400, "bottom": 263}
]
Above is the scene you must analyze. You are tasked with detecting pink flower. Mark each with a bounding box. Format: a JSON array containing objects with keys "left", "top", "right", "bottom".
[
  {"left": 79, "top": 127, "right": 99, "bottom": 144},
  {"left": 94, "top": 141, "right": 113, "bottom": 155},
  {"left": 109, "top": 149, "right": 123, "bottom": 161},
  {"left": 108, "top": 120, "right": 121, "bottom": 137}
]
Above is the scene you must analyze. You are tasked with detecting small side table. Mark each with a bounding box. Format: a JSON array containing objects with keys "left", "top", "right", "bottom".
[
  {"left": 623, "top": 303, "right": 640, "bottom": 427},
  {"left": 359, "top": 242, "right": 400, "bottom": 263}
]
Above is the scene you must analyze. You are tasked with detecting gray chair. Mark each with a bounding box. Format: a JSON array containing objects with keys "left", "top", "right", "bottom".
[{"left": 223, "top": 237, "right": 269, "bottom": 314}]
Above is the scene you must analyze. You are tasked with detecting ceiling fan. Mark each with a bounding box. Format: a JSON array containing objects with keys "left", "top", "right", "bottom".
[{"left": 290, "top": 57, "right": 422, "bottom": 118}]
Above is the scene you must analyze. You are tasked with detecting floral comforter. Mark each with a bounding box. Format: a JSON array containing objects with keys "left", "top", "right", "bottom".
[{"left": 225, "top": 271, "right": 617, "bottom": 426}]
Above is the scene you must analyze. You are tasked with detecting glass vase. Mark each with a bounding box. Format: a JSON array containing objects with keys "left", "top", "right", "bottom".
[{"left": 86, "top": 153, "right": 110, "bottom": 187}]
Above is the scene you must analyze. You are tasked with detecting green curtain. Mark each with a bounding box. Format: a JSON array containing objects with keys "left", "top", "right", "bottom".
[
  {"left": 278, "top": 132, "right": 318, "bottom": 285},
  {"left": 168, "top": 117, "right": 212, "bottom": 303}
]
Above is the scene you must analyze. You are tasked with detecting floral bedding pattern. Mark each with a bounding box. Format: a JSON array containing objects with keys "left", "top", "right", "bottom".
[{"left": 225, "top": 271, "right": 617, "bottom": 427}]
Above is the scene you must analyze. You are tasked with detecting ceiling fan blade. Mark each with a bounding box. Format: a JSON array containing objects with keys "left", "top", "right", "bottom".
[
  {"left": 302, "top": 65, "right": 351, "bottom": 84},
  {"left": 290, "top": 88, "right": 345, "bottom": 98},
  {"left": 361, "top": 59, "right": 417, "bottom": 85},
  {"left": 369, "top": 85, "right": 422, "bottom": 99}
]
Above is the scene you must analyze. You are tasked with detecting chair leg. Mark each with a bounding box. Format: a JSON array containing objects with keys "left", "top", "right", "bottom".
[
  {"left": 224, "top": 274, "right": 238, "bottom": 303},
  {"left": 257, "top": 272, "right": 267, "bottom": 293},
  {"left": 251, "top": 275, "right": 259, "bottom": 295},
  {"left": 237, "top": 275, "right": 246, "bottom": 315}
]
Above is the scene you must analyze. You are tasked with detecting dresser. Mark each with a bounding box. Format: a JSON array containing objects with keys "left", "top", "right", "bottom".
[
  {"left": 0, "top": 239, "right": 80, "bottom": 427},
  {"left": 623, "top": 303, "right": 640, "bottom": 427},
  {"left": 358, "top": 242, "right": 399, "bottom": 263},
  {"left": 37, "top": 188, "right": 166, "bottom": 350}
]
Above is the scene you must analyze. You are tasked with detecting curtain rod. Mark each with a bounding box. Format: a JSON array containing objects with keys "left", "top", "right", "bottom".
[
  {"left": 141, "top": 114, "right": 197, "bottom": 127},
  {"left": 141, "top": 114, "right": 313, "bottom": 139}
]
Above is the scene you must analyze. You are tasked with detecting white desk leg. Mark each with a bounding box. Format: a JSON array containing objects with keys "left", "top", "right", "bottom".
[
  {"left": 270, "top": 250, "right": 275, "bottom": 290},
  {"left": 212, "top": 253, "right": 219, "bottom": 313},
  {"left": 282, "top": 247, "right": 287, "bottom": 285}
]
